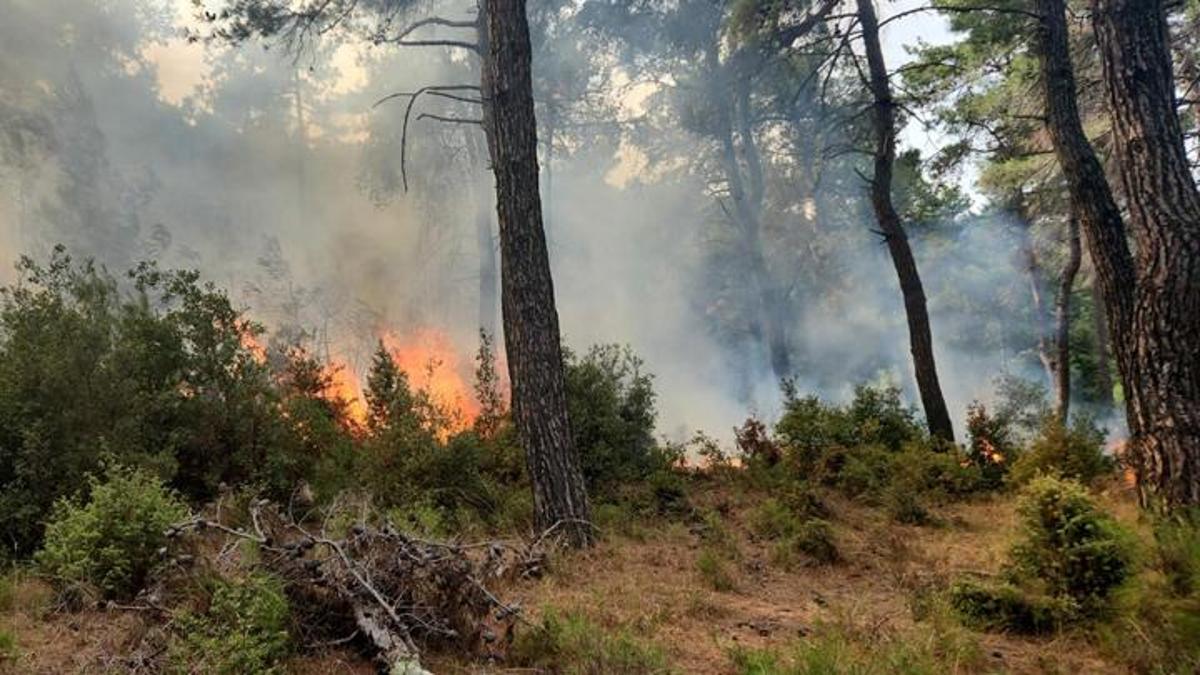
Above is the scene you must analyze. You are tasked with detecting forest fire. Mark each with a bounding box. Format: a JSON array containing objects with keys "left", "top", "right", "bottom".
[
  {"left": 324, "top": 361, "right": 369, "bottom": 428},
  {"left": 381, "top": 327, "right": 481, "bottom": 433}
]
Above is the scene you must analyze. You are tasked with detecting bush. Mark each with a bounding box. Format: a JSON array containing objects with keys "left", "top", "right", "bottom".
[
  {"left": 170, "top": 573, "right": 291, "bottom": 674},
  {"left": 776, "top": 519, "right": 839, "bottom": 567},
  {"left": 511, "top": 608, "right": 668, "bottom": 674},
  {"left": 1009, "top": 476, "right": 1131, "bottom": 613},
  {"left": 965, "top": 401, "right": 1017, "bottom": 489},
  {"left": 36, "top": 464, "right": 188, "bottom": 600},
  {"left": 948, "top": 579, "right": 1071, "bottom": 634},
  {"left": 774, "top": 384, "right": 922, "bottom": 471},
  {"left": 697, "top": 548, "right": 737, "bottom": 591},
  {"left": 565, "top": 344, "right": 664, "bottom": 500},
  {"left": 1009, "top": 416, "right": 1113, "bottom": 486}
]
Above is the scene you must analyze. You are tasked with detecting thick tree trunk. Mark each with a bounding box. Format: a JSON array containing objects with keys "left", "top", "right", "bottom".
[
  {"left": 1054, "top": 215, "right": 1082, "bottom": 419},
  {"left": 1093, "top": 0, "right": 1200, "bottom": 508},
  {"left": 481, "top": 0, "right": 592, "bottom": 543},
  {"left": 856, "top": 0, "right": 955, "bottom": 444},
  {"left": 1033, "top": 0, "right": 1139, "bottom": 432}
]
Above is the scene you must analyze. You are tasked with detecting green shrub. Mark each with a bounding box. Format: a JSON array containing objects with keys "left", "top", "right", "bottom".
[
  {"left": 1009, "top": 416, "right": 1113, "bottom": 486},
  {"left": 170, "top": 573, "right": 291, "bottom": 675},
  {"left": 948, "top": 579, "right": 1071, "bottom": 634},
  {"left": 885, "top": 445, "right": 982, "bottom": 524},
  {"left": 36, "top": 464, "right": 188, "bottom": 600},
  {"left": 774, "top": 384, "right": 921, "bottom": 471},
  {"left": 778, "top": 519, "right": 838, "bottom": 566},
  {"left": 835, "top": 445, "right": 894, "bottom": 499},
  {"left": 511, "top": 608, "right": 668, "bottom": 674},
  {"left": 1099, "top": 510, "right": 1200, "bottom": 673},
  {"left": 565, "top": 344, "right": 664, "bottom": 499},
  {"left": 697, "top": 548, "right": 737, "bottom": 591},
  {"left": 1009, "top": 476, "right": 1131, "bottom": 613},
  {"left": 0, "top": 628, "right": 15, "bottom": 662},
  {"left": 751, "top": 498, "right": 802, "bottom": 540}
]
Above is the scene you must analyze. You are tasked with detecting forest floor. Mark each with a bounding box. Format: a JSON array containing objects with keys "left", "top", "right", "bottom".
[{"left": 1, "top": 480, "right": 1145, "bottom": 674}]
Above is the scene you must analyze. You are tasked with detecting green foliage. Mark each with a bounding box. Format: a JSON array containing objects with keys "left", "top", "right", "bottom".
[
  {"left": 1100, "top": 510, "right": 1200, "bottom": 674},
  {"left": 36, "top": 464, "right": 187, "bottom": 600},
  {"left": 1010, "top": 476, "right": 1131, "bottom": 613},
  {"left": 0, "top": 250, "right": 306, "bottom": 555},
  {"left": 0, "top": 628, "right": 15, "bottom": 662},
  {"left": 771, "top": 519, "right": 839, "bottom": 568},
  {"left": 948, "top": 580, "right": 1071, "bottom": 634},
  {"left": 511, "top": 608, "right": 668, "bottom": 674},
  {"left": 1009, "top": 416, "right": 1113, "bottom": 486},
  {"left": 775, "top": 384, "right": 922, "bottom": 472},
  {"left": 170, "top": 573, "right": 291, "bottom": 675},
  {"left": 564, "top": 344, "right": 664, "bottom": 499}
]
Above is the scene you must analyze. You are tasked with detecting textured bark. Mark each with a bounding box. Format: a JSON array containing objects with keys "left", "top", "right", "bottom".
[
  {"left": 1032, "top": 0, "right": 1139, "bottom": 429},
  {"left": 1093, "top": 0, "right": 1200, "bottom": 508},
  {"left": 856, "top": 0, "right": 955, "bottom": 444},
  {"left": 481, "top": 0, "right": 591, "bottom": 543},
  {"left": 1054, "top": 215, "right": 1082, "bottom": 419}
]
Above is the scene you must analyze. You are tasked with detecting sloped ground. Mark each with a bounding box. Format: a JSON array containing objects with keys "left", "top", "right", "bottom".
[{"left": 1, "top": 480, "right": 1143, "bottom": 674}]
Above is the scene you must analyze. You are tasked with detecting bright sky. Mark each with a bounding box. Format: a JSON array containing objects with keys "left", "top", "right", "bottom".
[{"left": 148, "top": 1, "right": 959, "bottom": 157}]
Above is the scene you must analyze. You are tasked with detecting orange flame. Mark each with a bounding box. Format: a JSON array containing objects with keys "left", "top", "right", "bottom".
[
  {"left": 324, "top": 360, "right": 368, "bottom": 429},
  {"left": 381, "top": 327, "right": 480, "bottom": 433},
  {"left": 239, "top": 327, "right": 268, "bottom": 364}
]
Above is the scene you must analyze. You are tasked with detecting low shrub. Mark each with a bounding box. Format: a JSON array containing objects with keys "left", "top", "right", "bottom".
[
  {"left": 697, "top": 548, "right": 737, "bottom": 591},
  {"left": 1009, "top": 476, "right": 1131, "bottom": 614},
  {"left": 510, "top": 608, "right": 668, "bottom": 674},
  {"left": 948, "top": 579, "right": 1071, "bottom": 634},
  {"left": 36, "top": 464, "right": 188, "bottom": 600},
  {"left": 0, "top": 629, "right": 15, "bottom": 662},
  {"left": 170, "top": 573, "right": 291, "bottom": 675},
  {"left": 1008, "top": 416, "right": 1113, "bottom": 486},
  {"left": 779, "top": 519, "right": 839, "bottom": 566}
]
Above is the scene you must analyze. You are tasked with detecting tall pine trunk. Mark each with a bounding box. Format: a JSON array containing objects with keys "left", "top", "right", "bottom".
[
  {"left": 1032, "top": 0, "right": 1139, "bottom": 438},
  {"left": 856, "top": 0, "right": 955, "bottom": 444},
  {"left": 1093, "top": 0, "right": 1200, "bottom": 508},
  {"left": 481, "top": 0, "right": 592, "bottom": 543}
]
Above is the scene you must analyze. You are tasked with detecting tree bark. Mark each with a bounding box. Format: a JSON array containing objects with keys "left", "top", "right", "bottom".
[
  {"left": 1032, "top": 0, "right": 1139, "bottom": 432},
  {"left": 481, "top": 0, "right": 592, "bottom": 543},
  {"left": 856, "top": 0, "right": 955, "bottom": 444},
  {"left": 1093, "top": 0, "right": 1200, "bottom": 508},
  {"left": 1054, "top": 214, "right": 1082, "bottom": 419}
]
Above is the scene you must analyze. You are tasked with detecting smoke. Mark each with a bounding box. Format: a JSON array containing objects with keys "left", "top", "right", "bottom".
[{"left": 0, "top": 0, "right": 1109, "bottom": 446}]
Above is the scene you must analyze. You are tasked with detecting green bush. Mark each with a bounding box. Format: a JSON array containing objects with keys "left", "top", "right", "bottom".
[
  {"left": 1009, "top": 476, "right": 1131, "bottom": 613},
  {"left": 782, "top": 519, "right": 839, "bottom": 566},
  {"left": 0, "top": 628, "right": 15, "bottom": 662},
  {"left": 948, "top": 579, "right": 1071, "bottom": 634},
  {"left": 1009, "top": 416, "right": 1113, "bottom": 486},
  {"left": 511, "top": 608, "right": 668, "bottom": 674},
  {"left": 565, "top": 344, "right": 667, "bottom": 500},
  {"left": 775, "top": 384, "right": 922, "bottom": 472},
  {"left": 170, "top": 573, "right": 291, "bottom": 674},
  {"left": 36, "top": 464, "right": 188, "bottom": 600}
]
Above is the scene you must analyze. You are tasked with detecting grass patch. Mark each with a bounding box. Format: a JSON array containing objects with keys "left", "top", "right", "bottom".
[{"left": 511, "top": 608, "right": 669, "bottom": 674}]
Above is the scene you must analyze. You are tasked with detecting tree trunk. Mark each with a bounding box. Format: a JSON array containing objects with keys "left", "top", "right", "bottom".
[
  {"left": 856, "top": 0, "right": 955, "bottom": 444},
  {"left": 1091, "top": 280, "right": 1114, "bottom": 406},
  {"left": 1054, "top": 214, "right": 1082, "bottom": 419},
  {"left": 1014, "top": 196, "right": 1056, "bottom": 389},
  {"left": 1093, "top": 0, "right": 1200, "bottom": 508},
  {"left": 1033, "top": 0, "right": 1139, "bottom": 433},
  {"left": 481, "top": 0, "right": 592, "bottom": 543}
]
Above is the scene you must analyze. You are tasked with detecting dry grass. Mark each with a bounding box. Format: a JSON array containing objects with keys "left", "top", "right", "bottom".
[{"left": 1, "top": 480, "right": 1150, "bottom": 674}]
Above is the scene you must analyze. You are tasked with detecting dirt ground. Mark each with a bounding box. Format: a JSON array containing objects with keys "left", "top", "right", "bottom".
[{"left": 2, "top": 480, "right": 1145, "bottom": 674}]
